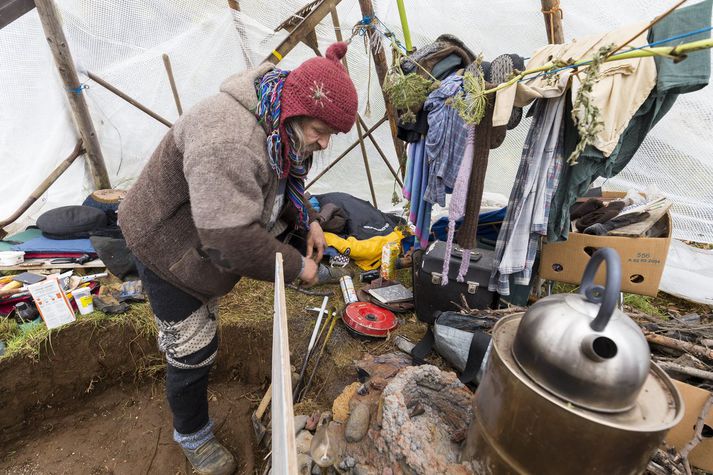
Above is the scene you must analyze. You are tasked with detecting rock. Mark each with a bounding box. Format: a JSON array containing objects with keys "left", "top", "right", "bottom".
[
  {"left": 305, "top": 411, "right": 321, "bottom": 431},
  {"left": 295, "top": 415, "right": 309, "bottom": 433},
  {"left": 311, "top": 464, "right": 322, "bottom": 475},
  {"left": 297, "top": 453, "right": 313, "bottom": 475},
  {"left": 296, "top": 430, "right": 313, "bottom": 454},
  {"left": 353, "top": 465, "right": 378, "bottom": 475},
  {"left": 332, "top": 382, "right": 360, "bottom": 423},
  {"left": 338, "top": 456, "right": 357, "bottom": 470},
  {"left": 345, "top": 402, "right": 370, "bottom": 442}
]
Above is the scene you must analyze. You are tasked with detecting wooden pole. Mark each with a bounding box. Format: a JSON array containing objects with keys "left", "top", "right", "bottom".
[
  {"left": 540, "top": 0, "right": 564, "bottom": 44},
  {"left": 87, "top": 71, "right": 173, "bottom": 128},
  {"left": 330, "top": 7, "right": 377, "bottom": 206},
  {"left": 306, "top": 116, "right": 387, "bottom": 190},
  {"left": 162, "top": 53, "right": 183, "bottom": 116},
  {"left": 264, "top": 0, "right": 340, "bottom": 65},
  {"left": 357, "top": 0, "right": 406, "bottom": 177},
  {"left": 34, "top": 0, "right": 110, "bottom": 189},
  {"left": 0, "top": 140, "right": 84, "bottom": 237}
]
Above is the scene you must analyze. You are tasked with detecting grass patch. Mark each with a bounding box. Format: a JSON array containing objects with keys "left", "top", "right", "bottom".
[
  {"left": 624, "top": 293, "right": 665, "bottom": 317},
  {"left": 0, "top": 302, "right": 156, "bottom": 362}
]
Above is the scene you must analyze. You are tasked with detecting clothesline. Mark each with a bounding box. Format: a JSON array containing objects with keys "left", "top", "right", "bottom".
[
  {"left": 480, "top": 37, "right": 713, "bottom": 97},
  {"left": 525, "top": 25, "right": 713, "bottom": 82}
]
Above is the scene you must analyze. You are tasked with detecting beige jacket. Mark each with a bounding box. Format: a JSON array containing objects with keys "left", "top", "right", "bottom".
[{"left": 494, "top": 22, "right": 656, "bottom": 157}]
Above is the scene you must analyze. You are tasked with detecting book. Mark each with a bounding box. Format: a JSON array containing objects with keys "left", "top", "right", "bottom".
[{"left": 366, "top": 284, "right": 413, "bottom": 304}]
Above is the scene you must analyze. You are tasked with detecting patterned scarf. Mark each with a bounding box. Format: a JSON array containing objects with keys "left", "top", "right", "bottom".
[{"left": 255, "top": 68, "right": 311, "bottom": 230}]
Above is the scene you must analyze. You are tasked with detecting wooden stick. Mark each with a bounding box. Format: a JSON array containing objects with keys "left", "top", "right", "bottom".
[
  {"left": 305, "top": 116, "right": 387, "bottom": 189},
  {"left": 263, "top": 0, "right": 340, "bottom": 64},
  {"left": 357, "top": 0, "right": 406, "bottom": 176},
  {"left": 358, "top": 115, "right": 403, "bottom": 187},
  {"left": 540, "top": 0, "right": 564, "bottom": 44},
  {"left": 657, "top": 361, "right": 713, "bottom": 382},
  {"left": 608, "top": 0, "right": 687, "bottom": 58},
  {"left": 0, "top": 140, "right": 84, "bottom": 237},
  {"left": 87, "top": 71, "right": 173, "bottom": 128},
  {"left": 34, "top": 0, "right": 110, "bottom": 189},
  {"left": 162, "top": 53, "right": 183, "bottom": 116},
  {"left": 645, "top": 331, "right": 713, "bottom": 361}
]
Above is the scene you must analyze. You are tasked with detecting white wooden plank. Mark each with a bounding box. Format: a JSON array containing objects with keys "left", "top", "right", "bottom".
[{"left": 272, "top": 253, "right": 298, "bottom": 474}]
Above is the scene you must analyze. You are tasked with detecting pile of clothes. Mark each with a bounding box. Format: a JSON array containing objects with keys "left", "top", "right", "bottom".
[{"left": 393, "top": 2, "right": 711, "bottom": 297}]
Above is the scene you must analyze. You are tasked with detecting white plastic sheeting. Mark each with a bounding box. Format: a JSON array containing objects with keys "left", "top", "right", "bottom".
[
  {"left": 659, "top": 239, "right": 713, "bottom": 305},
  {"left": 0, "top": 0, "right": 712, "bottom": 244}
]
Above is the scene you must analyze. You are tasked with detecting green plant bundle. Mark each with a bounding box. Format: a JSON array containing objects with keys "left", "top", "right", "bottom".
[
  {"left": 449, "top": 71, "right": 487, "bottom": 125},
  {"left": 568, "top": 44, "right": 616, "bottom": 165},
  {"left": 383, "top": 70, "right": 435, "bottom": 120}
]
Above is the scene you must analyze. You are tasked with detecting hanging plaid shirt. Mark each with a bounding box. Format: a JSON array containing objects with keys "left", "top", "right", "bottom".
[
  {"left": 489, "top": 96, "right": 566, "bottom": 296},
  {"left": 423, "top": 75, "right": 469, "bottom": 207}
]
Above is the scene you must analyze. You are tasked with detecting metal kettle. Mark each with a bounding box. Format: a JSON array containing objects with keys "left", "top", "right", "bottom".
[{"left": 512, "top": 248, "right": 650, "bottom": 413}]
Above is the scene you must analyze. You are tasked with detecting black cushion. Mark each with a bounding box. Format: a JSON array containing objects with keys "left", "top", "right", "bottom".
[{"left": 37, "top": 205, "right": 108, "bottom": 240}]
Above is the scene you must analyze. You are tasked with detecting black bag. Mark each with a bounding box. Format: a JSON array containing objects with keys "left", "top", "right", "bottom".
[
  {"left": 411, "top": 310, "right": 492, "bottom": 385},
  {"left": 413, "top": 241, "right": 499, "bottom": 325}
]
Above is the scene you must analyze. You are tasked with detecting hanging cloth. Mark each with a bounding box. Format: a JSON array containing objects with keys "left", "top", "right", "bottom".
[{"left": 489, "top": 96, "right": 566, "bottom": 296}]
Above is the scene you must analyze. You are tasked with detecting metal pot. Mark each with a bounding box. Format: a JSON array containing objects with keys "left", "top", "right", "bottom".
[
  {"left": 462, "top": 314, "right": 684, "bottom": 475},
  {"left": 512, "top": 247, "right": 650, "bottom": 413}
]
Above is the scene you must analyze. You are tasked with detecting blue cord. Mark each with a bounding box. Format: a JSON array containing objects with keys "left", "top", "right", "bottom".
[
  {"left": 68, "top": 83, "right": 89, "bottom": 94},
  {"left": 524, "top": 25, "right": 713, "bottom": 82}
]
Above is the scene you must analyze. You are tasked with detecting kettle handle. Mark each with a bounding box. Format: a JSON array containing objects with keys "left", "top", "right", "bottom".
[{"left": 579, "top": 248, "right": 622, "bottom": 332}]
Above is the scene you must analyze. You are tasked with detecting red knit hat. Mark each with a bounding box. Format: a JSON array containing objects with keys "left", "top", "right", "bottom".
[{"left": 280, "top": 42, "right": 358, "bottom": 134}]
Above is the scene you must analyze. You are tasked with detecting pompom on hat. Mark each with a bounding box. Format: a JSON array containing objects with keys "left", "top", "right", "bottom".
[{"left": 280, "top": 42, "right": 358, "bottom": 133}]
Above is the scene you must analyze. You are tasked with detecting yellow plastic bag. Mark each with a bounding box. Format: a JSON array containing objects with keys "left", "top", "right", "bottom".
[{"left": 324, "top": 230, "right": 403, "bottom": 270}]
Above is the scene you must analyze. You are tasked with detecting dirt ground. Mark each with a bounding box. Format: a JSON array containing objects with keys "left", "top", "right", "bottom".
[
  {"left": 0, "top": 275, "right": 428, "bottom": 475},
  {"left": 0, "top": 380, "right": 261, "bottom": 475}
]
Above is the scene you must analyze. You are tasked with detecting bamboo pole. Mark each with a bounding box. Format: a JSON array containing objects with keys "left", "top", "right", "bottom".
[
  {"left": 540, "top": 0, "right": 564, "bottom": 44},
  {"left": 481, "top": 37, "right": 713, "bottom": 98},
  {"left": 34, "top": 0, "right": 110, "bottom": 189},
  {"left": 306, "top": 116, "right": 387, "bottom": 189},
  {"left": 395, "top": 0, "right": 413, "bottom": 52},
  {"left": 0, "top": 140, "right": 84, "bottom": 237},
  {"left": 87, "top": 71, "right": 173, "bottom": 128},
  {"left": 357, "top": 0, "right": 406, "bottom": 176},
  {"left": 162, "top": 53, "right": 183, "bottom": 116}
]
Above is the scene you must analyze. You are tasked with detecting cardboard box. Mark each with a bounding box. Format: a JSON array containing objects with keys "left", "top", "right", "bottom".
[
  {"left": 539, "top": 193, "right": 672, "bottom": 296},
  {"left": 665, "top": 380, "right": 713, "bottom": 472}
]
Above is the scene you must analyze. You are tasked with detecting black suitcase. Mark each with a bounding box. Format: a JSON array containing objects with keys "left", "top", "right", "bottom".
[{"left": 413, "top": 240, "right": 499, "bottom": 324}]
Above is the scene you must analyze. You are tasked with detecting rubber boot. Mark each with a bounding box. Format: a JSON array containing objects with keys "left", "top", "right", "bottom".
[{"left": 180, "top": 437, "right": 237, "bottom": 475}]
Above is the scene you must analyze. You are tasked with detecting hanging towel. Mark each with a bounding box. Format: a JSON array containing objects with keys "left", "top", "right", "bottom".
[{"left": 489, "top": 96, "right": 566, "bottom": 296}]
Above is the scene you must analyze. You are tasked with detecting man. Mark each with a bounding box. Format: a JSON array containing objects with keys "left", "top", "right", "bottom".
[{"left": 118, "top": 42, "right": 357, "bottom": 474}]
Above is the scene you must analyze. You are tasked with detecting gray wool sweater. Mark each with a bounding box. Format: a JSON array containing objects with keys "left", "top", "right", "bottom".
[{"left": 119, "top": 63, "right": 307, "bottom": 302}]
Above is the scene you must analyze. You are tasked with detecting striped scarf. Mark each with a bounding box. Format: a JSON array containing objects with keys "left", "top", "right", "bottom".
[{"left": 255, "top": 68, "right": 311, "bottom": 230}]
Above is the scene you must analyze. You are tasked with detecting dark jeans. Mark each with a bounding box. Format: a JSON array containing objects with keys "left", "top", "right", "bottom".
[{"left": 136, "top": 228, "right": 306, "bottom": 435}]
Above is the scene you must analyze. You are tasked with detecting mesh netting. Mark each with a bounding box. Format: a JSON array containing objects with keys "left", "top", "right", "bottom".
[{"left": 0, "top": 0, "right": 711, "bottom": 242}]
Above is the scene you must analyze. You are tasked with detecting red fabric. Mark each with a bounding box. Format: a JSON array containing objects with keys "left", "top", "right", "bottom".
[{"left": 280, "top": 42, "right": 358, "bottom": 134}]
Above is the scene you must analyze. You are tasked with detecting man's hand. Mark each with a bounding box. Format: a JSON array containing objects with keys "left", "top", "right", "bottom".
[
  {"left": 299, "top": 257, "right": 319, "bottom": 287},
  {"left": 306, "top": 221, "right": 326, "bottom": 263}
]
